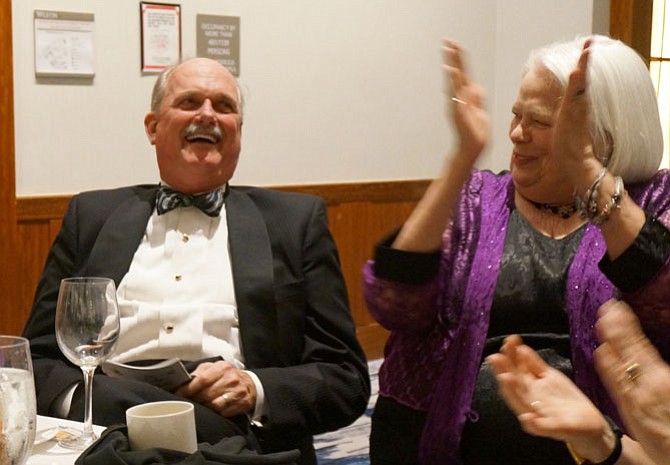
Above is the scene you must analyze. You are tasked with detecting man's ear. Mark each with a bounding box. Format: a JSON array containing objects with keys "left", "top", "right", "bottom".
[{"left": 144, "top": 112, "right": 158, "bottom": 145}]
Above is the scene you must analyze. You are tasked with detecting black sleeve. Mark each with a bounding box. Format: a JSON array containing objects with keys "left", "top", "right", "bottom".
[
  {"left": 599, "top": 215, "right": 670, "bottom": 293},
  {"left": 373, "top": 229, "right": 441, "bottom": 285}
]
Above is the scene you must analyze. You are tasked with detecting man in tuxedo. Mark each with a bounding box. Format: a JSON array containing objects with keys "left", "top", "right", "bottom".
[{"left": 22, "top": 57, "right": 370, "bottom": 464}]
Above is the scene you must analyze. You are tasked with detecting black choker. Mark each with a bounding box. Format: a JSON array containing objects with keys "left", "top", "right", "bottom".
[{"left": 529, "top": 200, "right": 578, "bottom": 219}]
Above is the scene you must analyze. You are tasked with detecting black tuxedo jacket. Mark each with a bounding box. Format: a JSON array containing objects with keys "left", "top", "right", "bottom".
[{"left": 23, "top": 184, "right": 370, "bottom": 463}]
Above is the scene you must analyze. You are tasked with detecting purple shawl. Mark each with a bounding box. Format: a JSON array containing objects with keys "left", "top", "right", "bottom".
[{"left": 363, "top": 169, "right": 670, "bottom": 464}]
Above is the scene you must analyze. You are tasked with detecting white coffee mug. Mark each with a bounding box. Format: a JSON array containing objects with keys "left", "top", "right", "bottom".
[{"left": 126, "top": 401, "right": 198, "bottom": 453}]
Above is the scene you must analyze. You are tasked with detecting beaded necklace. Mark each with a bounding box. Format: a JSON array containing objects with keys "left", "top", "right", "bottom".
[{"left": 528, "top": 200, "right": 578, "bottom": 219}]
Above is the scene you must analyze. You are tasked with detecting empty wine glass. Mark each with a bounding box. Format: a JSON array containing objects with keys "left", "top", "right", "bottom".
[
  {"left": 0, "top": 336, "right": 36, "bottom": 465},
  {"left": 55, "top": 277, "right": 120, "bottom": 450}
]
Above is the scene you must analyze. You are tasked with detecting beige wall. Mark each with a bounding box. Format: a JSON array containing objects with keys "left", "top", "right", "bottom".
[{"left": 13, "top": 0, "right": 604, "bottom": 196}]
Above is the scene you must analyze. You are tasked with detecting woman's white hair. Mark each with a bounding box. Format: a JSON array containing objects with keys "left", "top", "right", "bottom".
[{"left": 524, "top": 34, "right": 663, "bottom": 183}]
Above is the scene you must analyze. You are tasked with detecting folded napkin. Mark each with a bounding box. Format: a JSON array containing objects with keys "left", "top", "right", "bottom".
[{"left": 75, "top": 425, "right": 300, "bottom": 465}]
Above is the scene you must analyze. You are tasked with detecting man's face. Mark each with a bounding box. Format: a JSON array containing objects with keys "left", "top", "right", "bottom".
[{"left": 144, "top": 58, "right": 242, "bottom": 194}]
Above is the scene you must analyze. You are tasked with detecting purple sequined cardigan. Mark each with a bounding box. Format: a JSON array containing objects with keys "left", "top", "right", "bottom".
[{"left": 363, "top": 169, "right": 670, "bottom": 465}]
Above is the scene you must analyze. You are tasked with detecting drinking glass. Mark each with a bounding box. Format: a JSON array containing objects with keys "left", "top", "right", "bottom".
[
  {"left": 0, "top": 336, "right": 36, "bottom": 465},
  {"left": 55, "top": 277, "right": 120, "bottom": 450}
]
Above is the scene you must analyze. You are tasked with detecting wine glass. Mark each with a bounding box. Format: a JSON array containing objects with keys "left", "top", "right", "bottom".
[
  {"left": 55, "top": 277, "right": 120, "bottom": 450},
  {"left": 0, "top": 336, "right": 36, "bottom": 465}
]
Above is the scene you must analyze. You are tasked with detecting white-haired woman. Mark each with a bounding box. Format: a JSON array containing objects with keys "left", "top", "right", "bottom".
[{"left": 363, "top": 35, "right": 670, "bottom": 464}]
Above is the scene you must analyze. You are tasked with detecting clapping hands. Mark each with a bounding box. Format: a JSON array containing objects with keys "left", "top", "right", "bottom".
[
  {"left": 486, "top": 335, "right": 616, "bottom": 463},
  {"left": 442, "top": 38, "right": 489, "bottom": 163},
  {"left": 551, "top": 38, "right": 603, "bottom": 189},
  {"left": 595, "top": 300, "right": 670, "bottom": 465}
]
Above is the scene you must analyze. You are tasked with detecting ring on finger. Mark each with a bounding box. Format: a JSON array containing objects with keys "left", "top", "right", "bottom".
[
  {"left": 624, "top": 363, "right": 642, "bottom": 382},
  {"left": 220, "top": 393, "right": 231, "bottom": 406},
  {"left": 451, "top": 96, "right": 468, "bottom": 105}
]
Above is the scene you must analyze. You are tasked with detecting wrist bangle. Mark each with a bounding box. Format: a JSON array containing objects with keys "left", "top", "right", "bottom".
[
  {"left": 591, "top": 176, "right": 626, "bottom": 226},
  {"left": 565, "top": 416, "right": 623, "bottom": 465},
  {"left": 575, "top": 168, "right": 608, "bottom": 221},
  {"left": 566, "top": 442, "right": 587, "bottom": 464}
]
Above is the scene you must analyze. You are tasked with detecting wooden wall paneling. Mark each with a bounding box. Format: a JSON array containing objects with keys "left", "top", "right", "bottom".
[
  {"left": 0, "top": 0, "right": 20, "bottom": 335},
  {"left": 355, "top": 325, "right": 390, "bottom": 362},
  {"left": 49, "top": 218, "right": 64, "bottom": 243},
  {"left": 16, "top": 195, "right": 71, "bottom": 221},
  {"left": 609, "top": 0, "right": 653, "bottom": 64},
  {"left": 327, "top": 200, "right": 417, "bottom": 324},
  {"left": 14, "top": 221, "right": 55, "bottom": 336},
  {"left": 14, "top": 181, "right": 428, "bottom": 359},
  {"left": 326, "top": 200, "right": 418, "bottom": 360}
]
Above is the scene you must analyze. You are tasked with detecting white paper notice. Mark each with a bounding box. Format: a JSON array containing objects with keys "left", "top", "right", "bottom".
[
  {"left": 141, "top": 3, "right": 181, "bottom": 73},
  {"left": 34, "top": 10, "right": 95, "bottom": 78}
]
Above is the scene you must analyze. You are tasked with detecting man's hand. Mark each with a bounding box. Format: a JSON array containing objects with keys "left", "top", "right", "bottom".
[{"left": 175, "top": 360, "right": 257, "bottom": 417}]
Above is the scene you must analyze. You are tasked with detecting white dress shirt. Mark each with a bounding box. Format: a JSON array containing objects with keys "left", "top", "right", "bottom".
[
  {"left": 57, "top": 199, "right": 266, "bottom": 420},
  {"left": 115, "top": 204, "right": 241, "bottom": 363}
]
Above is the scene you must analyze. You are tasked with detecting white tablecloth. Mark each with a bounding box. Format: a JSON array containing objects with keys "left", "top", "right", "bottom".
[{"left": 28, "top": 415, "right": 105, "bottom": 465}]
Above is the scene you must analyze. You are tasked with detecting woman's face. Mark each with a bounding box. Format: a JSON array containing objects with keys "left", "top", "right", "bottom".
[{"left": 509, "top": 66, "right": 572, "bottom": 204}]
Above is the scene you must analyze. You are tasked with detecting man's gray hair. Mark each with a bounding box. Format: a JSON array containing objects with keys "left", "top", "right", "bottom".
[{"left": 149, "top": 60, "right": 244, "bottom": 121}]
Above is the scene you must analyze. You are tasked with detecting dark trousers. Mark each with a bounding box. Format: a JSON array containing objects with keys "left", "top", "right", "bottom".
[
  {"left": 369, "top": 395, "right": 427, "bottom": 465},
  {"left": 370, "top": 393, "right": 575, "bottom": 465}
]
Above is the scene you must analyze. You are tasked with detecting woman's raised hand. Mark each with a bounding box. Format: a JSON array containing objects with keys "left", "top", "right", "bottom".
[
  {"left": 443, "top": 38, "right": 489, "bottom": 162},
  {"left": 391, "top": 39, "right": 490, "bottom": 253},
  {"left": 552, "top": 39, "right": 602, "bottom": 187}
]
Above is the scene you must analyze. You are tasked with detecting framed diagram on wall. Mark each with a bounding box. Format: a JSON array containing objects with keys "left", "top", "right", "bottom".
[
  {"left": 140, "top": 2, "right": 181, "bottom": 73},
  {"left": 34, "top": 10, "right": 95, "bottom": 78}
]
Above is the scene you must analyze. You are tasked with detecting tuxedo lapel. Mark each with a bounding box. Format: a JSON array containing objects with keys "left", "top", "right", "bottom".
[
  {"left": 84, "top": 188, "right": 156, "bottom": 287},
  {"left": 225, "top": 188, "right": 278, "bottom": 367}
]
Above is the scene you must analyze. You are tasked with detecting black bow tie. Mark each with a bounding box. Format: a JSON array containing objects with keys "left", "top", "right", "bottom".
[{"left": 156, "top": 186, "right": 225, "bottom": 217}]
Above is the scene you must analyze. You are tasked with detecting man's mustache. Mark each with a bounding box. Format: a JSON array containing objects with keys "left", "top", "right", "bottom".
[{"left": 183, "top": 123, "right": 223, "bottom": 142}]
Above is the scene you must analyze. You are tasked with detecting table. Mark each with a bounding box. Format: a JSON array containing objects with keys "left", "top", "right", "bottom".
[{"left": 28, "top": 416, "right": 105, "bottom": 465}]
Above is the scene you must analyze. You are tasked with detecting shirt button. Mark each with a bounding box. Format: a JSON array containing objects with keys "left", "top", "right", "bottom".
[
  {"left": 182, "top": 234, "right": 189, "bottom": 243},
  {"left": 175, "top": 275, "right": 182, "bottom": 282},
  {"left": 164, "top": 323, "right": 174, "bottom": 333}
]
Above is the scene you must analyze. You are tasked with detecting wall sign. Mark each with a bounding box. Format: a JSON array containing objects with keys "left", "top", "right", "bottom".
[
  {"left": 196, "top": 15, "right": 240, "bottom": 76},
  {"left": 34, "top": 10, "right": 95, "bottom": 78},
  {"left": 140, "top": 2, "right": 181, "bottom": 73}
]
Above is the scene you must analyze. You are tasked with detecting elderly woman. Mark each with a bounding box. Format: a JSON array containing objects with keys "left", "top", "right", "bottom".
[{"left": 363, "top": 35, "right": 670, "bottom": 464}]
